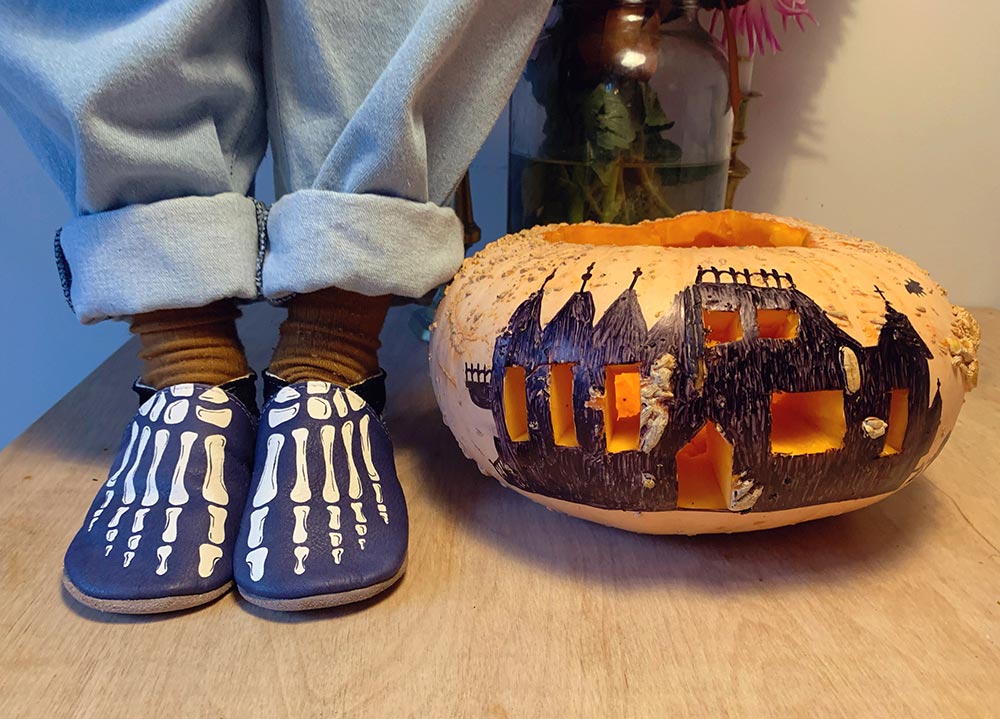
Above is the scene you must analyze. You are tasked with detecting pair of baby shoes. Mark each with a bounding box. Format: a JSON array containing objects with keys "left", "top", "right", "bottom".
[{"left": 62, "top": 371, "right": 407, "bottom": 614}]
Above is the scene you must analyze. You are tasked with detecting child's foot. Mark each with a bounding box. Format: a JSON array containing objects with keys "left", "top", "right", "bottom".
[
  {"left": 233, "top": 373, "right": 408, "bottom": 611},
  {"left": 63, "top": 377, "right": 257, "bottom": 614}
]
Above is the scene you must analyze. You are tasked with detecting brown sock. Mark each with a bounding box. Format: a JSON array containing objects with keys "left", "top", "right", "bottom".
[
  {"left": 129, "top": 300, "right": 251, "bottom": 389},
  {"left": 269, "top": 286, "right": 390, "bottom": 386}
]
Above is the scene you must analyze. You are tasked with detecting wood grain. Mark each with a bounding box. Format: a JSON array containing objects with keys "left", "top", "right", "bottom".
[{"left": 1, "top": 304, "right": 997, "bottom": 719}]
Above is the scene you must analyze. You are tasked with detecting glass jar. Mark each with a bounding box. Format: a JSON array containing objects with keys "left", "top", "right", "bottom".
[{"left": 508, "top": 0, "right": 734, "bottom": 232}]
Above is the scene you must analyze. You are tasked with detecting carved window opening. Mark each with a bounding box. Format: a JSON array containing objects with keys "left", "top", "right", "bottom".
[
  {"left": 703, "top": 310, "right": 743, "bottom": 345},
  {"left": 503, "top": 366, "right": 529, "bottom": 442},
  {"left": 605, "top": 364, "right": 641, "bottom": 453},
  {"left": 675, "top": 421, "right": 734, "bottom": 510},
  {"left": 770, "top": 390, "right": 847, "bottom": 455},
  {"left": 757, "top": 308, "right": 799, "bottom": 340},
  {"left": 548, "top": 364, "right": 579, "bottom": 447},
  {"left": 881, "top": 389, "right": 909, "bottom": 456}
]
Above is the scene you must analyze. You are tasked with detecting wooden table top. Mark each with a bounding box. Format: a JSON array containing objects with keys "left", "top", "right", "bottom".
[{"left": 1, "top": 304, "right": 997, "bottom": 718}]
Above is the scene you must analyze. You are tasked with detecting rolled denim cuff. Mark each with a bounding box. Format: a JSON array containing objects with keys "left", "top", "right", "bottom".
[
  {"left": 57, "top": 192, "right": 264, "bottom": 324},
  {"left": 263, "top": 189, "right": 464, "bottom": 300}
]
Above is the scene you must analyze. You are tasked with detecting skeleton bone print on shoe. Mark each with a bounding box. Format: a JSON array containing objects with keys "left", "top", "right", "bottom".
[
  {"left": 64, "top": 382, "right": 256, "bottom": 605},
  {"left": 234, "top": 382, "right": 408, "bottom": 603}
]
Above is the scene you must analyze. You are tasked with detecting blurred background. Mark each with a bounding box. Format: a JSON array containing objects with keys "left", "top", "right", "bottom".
[{"left": 1, "top": 1, "right": 997, "bottom": 449}]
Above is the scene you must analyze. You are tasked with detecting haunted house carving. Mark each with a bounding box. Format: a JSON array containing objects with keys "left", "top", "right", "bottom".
[{"left": 465, "top": 266, "right": 942, "bottom": 514}]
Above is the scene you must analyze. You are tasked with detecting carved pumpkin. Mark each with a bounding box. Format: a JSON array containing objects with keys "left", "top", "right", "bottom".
[{"left": 429, "top": 211, "right": 980, "bottom": 534}]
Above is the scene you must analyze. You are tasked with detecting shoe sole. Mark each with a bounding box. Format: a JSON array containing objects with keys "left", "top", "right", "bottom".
[
  {"left": 237, "top": 557, "right": 407, "bottom": 612},
  {"left": 62, "top": 574, "right": 233, "bottom": 615}
]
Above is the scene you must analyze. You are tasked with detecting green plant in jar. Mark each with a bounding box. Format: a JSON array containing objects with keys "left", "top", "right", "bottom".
[{"left": 509, "top": 0, "right": 735, "bottom": 231}]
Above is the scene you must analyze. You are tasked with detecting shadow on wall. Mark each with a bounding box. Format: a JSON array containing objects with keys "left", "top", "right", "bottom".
[{"left": 735, "top": 0, "right": 856, "bottom": 213}]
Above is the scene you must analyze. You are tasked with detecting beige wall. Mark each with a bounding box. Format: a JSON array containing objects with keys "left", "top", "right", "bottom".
[{"left": 736, "top": 0, "right": 999, "bottom": 308}]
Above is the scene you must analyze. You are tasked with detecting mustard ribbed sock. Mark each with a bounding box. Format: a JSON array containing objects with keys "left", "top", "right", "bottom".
[
  {"left": 129, "top": 300, "right": 250, "bottom": 389},
  {"left": 269, "top": 286, "right": 389, "bottom": 386}
]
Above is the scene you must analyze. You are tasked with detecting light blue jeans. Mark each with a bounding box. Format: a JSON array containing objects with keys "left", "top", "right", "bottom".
[{"left": 0, "top": 0, "right": 550, "bottom": 323}]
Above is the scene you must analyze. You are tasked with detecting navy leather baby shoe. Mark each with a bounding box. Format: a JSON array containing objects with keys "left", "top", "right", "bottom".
[
  {"left": 234, "top": 372, "right": 408, "bottom": 611},
  {"left": 63, "top": 375, "right": 257, "bottom": 614}
]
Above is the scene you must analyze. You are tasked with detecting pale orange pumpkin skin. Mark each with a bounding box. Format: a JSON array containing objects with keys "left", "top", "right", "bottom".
[{"left": 429, "top": 211, "right": 979, "bottom": 534}]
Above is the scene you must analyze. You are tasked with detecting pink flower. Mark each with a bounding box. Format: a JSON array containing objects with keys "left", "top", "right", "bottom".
[{"left": 709, "top": 0, "right": 816, "bottom": 55}]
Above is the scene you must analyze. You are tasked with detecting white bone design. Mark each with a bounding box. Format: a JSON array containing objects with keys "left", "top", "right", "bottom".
[
  {"left": 352, "top": 502, "right": 367, "bottom": 549},
  {"left": 293, "top": 546, "right": 309, "bottom": 575},
  {"left": 360, "top": 415, "right": 389, "bottom": 525},
  {"left": 329, "top": 532, "right": 342, "bottom": 548},
  {"left": 123, "top": 551, "right": 135, "bottom": 568},
  {"left": 107, "top": 422, "right": 139, "bottom": 487},
  {"left": 169, "top": 431, "right": 196, "bottom": 505},
  {"left": 155, "top": 545, "right": 172, "bottom": 575},
  {"left": 131, "top": 507, "right": 151, "bottom": 533},
  {"left": 122, "top": 425, "right": 151, "bottom": 505},
  {"left": 127, "top": 534, "right": 141, "bottom": 550},
  {"left": 163, "top": 507, "right": 182, "bottom": 542},
  {"left": 246, "top": 547, "right": 268, "bottom": 581},
  {"left": 202, "top": 435, "right": 228, "bottom": 506},
  {"left": 321, "top": 425, "right": 339, "bottom": 503},
  {"left": 198, "top": 386, "right": 228, "bottom": 403},
  {"left": 253, "top": 434, "right": 284, "bottom": 508},
  {"left": 343, "top": 421, "right": 362, "bottom": 500},
  {"left": 307, "top": 397, "right": 331, "bottom": 420},
  {"left": 198, "top": 544, "right": 224, "bottom": 578},
  {"left": 87, "top": 511, "right": 103, "bottom": 532},
  {"left": 273, "top": 386, "right": 301, "bottom": 403},
  {"left": 292, "top": 506, "right": 310, "bottom": 544},
  {"left": 148, "top": 393, "right": 167, "bottom": 422},
  {"left": 333, "top": 392, "right": 348, "bottom": 418},
  {"left": 163, "top": 399, "right": 190, "bottom": 425},
  {"left": 172, "top": 384, "right": 194, "bottom": 397},
  {"left": 196, "top": 407, "right": 232, "bottom": 429},
  {"left": 306, "top": 381, "right": 330, "bottom": 395},
  {"left": 327, "top": 505, "right": 341, "bottom": 530},
  {"left": 331, "top": 548, "right": 344, "bottom": 565},
  {"left": 358, "top": 415, "right": 380, "bottom": 483},
  {"left": 290, "top": 428, "right": 311, "bottom": 502},
  {"left": 104, "top": 545, "right": 113, "bottom": 557},
  {"left": 88, "top": 491, "right": 114, "bottom": 532},
  {"left": 207, "top": 505, "right": 228, "bottom": 544},
  {"left": 138, "top": 396, "right": 155, "bottom": 417},
  {"left": 346, "top": 391, "right": 366, "bottom": 412},
  {"left": 141, "top": 429, "right": 169, "bottom": 507},
  {"left": 268, "top": 404, "right": 299, "bottom": 428},
  {"left": 106, "top": 529, "right": 118, "bottom": 542},
  {"left": 248, "top": 507, "right": 269, "bottom": 549},
  {"left": 107, "top": 506, "right": 129, "bottom": 529}
]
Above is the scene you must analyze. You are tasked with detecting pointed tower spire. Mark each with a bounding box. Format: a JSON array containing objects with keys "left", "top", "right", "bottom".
[
  {"left": 579, "top": 262, "right": 595, "bottom": 293},
  {"left": 541, "top": 268, "right": 557, "bottom": 291},
  {"left": 629, "top": 267, "right": 643, "bottom": 291}
]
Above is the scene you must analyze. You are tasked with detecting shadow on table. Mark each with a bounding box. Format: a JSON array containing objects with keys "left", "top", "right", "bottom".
[{"left": 395, "top": 403, "right": 938, "bottom": 593}]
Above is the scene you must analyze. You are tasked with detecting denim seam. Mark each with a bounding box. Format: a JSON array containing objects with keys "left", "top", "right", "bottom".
[
  {"left": 53, "top": 227, "right": 74, "bottom": 312},
  {"left": 252, "top": 198, "right": 269, "bottom": 300}
]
